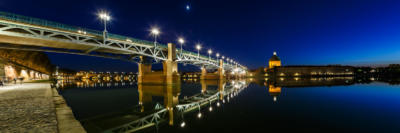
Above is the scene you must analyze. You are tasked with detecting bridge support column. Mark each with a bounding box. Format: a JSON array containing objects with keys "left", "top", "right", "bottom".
[
  {"left": 137, "top": 43, "right": 180, "bottom": 84},
  {"left": 218, "top": 59, "right": 225, "bottom": 80},
  {"left": 163, "top": 43, "right": 179, "bottom": 84},
  {"left": 137, "top": 56, "right": 152, "bottom": 84},
  {"left": 200, "top": 66, "right": 207, "bottom": 80},
  {"left": 200, "top": 59, "right": 225, "bottom": 80}
]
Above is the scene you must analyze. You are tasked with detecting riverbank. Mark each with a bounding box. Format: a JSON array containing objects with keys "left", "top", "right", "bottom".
[{"left": 0, "top": 83, "right": 85, "bottom": 132}]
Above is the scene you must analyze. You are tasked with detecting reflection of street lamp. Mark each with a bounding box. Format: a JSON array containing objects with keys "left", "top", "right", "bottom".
[
  {"left": 151, "top": 28, "right": 160, "bottom": 47},
  {"left": 180, "top": 121, "right": 186, "bottom": 127},
  {"left": 178, "top": 38, "right": 184, "bottom": 56},
  {"left": 98, "top": 11, "right": 111, "bottom": 43},
  {"left": 208, "top": 49, "right": 212, "bottom": 60},
  {"left": 196, "top": 44, "right": 201, "bottom": 58}
]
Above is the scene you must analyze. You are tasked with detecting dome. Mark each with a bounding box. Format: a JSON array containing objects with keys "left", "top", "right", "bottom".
[{"left": 269, "top": 52, "right": 280, "bottom": 61}]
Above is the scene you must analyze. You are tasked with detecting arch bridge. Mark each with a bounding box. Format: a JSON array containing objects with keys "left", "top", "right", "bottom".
[{"left": 0, "top": 12, "right": 247, "bottom": 83}]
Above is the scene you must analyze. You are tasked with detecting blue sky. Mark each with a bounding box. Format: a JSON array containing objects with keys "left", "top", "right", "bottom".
[{"left": 1, "top": 0, "right": 400, "bottom": 70}]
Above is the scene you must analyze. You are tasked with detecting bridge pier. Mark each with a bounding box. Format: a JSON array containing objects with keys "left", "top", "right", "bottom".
[
  {"left": 137, "top": 43, "right": 180, "bottom": 84},
  {"left": 200, "top": 59, "right": 224, "bottom": 80}
]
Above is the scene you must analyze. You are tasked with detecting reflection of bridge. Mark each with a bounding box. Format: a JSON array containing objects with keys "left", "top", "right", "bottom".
[
  {"left": 0, "top": 12, "right": 247, "bottom": 83},
  {"left": 74, "top": 80, "right": 248, "bottom": 133}
]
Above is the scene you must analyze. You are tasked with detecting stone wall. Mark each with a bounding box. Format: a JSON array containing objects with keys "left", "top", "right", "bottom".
[{"left": 0, "top": 49, "right": 53, "bottom": 74}]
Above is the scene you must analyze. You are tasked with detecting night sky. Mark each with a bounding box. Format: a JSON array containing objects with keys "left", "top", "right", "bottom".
[{"left": 2, "top": 0, "right": 400, "bottom": 71}]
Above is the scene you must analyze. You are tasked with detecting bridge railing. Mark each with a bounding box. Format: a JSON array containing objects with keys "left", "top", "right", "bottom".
[
  {"left": 0, "top": 11, "right": 158, "bottom": 47},
  {"left": 0, "top": 11, "right": 241, "bottom": 69}
]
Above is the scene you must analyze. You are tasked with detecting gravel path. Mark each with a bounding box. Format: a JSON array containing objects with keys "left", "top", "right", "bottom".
[{"left": 0, "top": 83, "right": 58, "bottom": 132}]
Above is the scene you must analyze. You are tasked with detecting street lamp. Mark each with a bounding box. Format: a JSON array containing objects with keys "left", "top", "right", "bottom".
[
  {"left": 178, "top": 38, "right": 184, "bottom": 56},
  {"left": 98, "top": 11, "right": 111, "bottom": 43},
  {"left": 151, "top": 28, "right": 160, "bottom": 47},
  {"left": 216, "top": 53, "right": 220, "bottom": 62},
  {"left": 196, "top": 44, "right": 201, "bottom": 59},
  {"left": 208, "top": 49, "right": 212, "bottom": 60}
]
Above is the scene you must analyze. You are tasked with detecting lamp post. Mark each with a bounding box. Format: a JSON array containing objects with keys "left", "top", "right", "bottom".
[
  {"left": 178, "top": 38, "right": 184, "bottom": 56},
  {"left": 151, "top": 28, "right": 160, "bottom": 47},
  {"left": 98, "top": 12, "right": 111, "bottom": 44},
  {"left": 196, "top": 44, "right": 201, "bottom": 59},
  {"left": 216, "top": 53, "right": 220, "bottom": 64},
  {"left": 208, "top": 49, "right": 212, "bottom": 61}
]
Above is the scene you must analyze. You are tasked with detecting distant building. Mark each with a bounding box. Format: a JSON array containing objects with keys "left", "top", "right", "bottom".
[
  {"left": 268, "top": 51, "right": 281, "bottom": 69},
  {"left": 273, "top": 65, "right": 354, "bottom": 77},
  {"left": 264, "top": 52, "right": 354, "bottom": 77}
]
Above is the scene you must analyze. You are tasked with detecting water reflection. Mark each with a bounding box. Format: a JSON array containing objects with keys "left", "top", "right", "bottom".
[
  {"left": 56, "top": 79, "right": 248, "bottom": 133},
  {"left": 55, "top": 76, "right": 400, "bottom": 133},
  {"left": 260, "top": 76, "right": 400, "bottom": 102}
]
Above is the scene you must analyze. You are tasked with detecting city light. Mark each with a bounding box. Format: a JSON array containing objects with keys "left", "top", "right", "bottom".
[
  {"left": 151, "top": 28, "right": 160, "bottom": 35},
  {"left": 98, "top": 12, "right": 111, "bottom": 21},
  {"left": 196, "top": 44, "right": 201, "bottom": 50},
  {"left": 178, "top": 38, "right": 185, "bottom": 44},
  {"left": 98, "top": 11, "right": 111, "bottom": 42},
  {"left": 197, "top": 112, "right": 202, "bottom": 118},
  {"left": 180, "top": 121, "right": 186, "bottom": 127},
  {"left": 151, "top": 28, "right": 160, "bottom": 47},
  {"left": 208, "top": 49, "right": 212, "bottom": 60},
  {"left": 196, "top": 44, "right": 201, "bottom": 58},
  {"left": 178, "top": 37, "right": 184, "bottom": 56}
]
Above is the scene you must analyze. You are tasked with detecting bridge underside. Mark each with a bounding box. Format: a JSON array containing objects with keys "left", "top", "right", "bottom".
[{"left": 0, "top": 43, "right": 143, "bottom": 63}]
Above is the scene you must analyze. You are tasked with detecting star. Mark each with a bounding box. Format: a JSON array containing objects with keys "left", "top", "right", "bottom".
[{"left": 186, "top": 5, "right": 190, "bottom": 11}]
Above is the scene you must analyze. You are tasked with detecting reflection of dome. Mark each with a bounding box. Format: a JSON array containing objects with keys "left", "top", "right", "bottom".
[
  {"left": 268, "top": 84, "right": 281, "bottom": 102},
  {"left": 269, "top": 52, "right": 281, "bottom": 61}
]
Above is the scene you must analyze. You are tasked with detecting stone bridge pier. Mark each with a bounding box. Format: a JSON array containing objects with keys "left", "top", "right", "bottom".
[
  {"left": 200, "top": 59, "right": 225, "bottom": 80},
  {"left": 137, "top": 43, "right": 180, "bottom": 84}
]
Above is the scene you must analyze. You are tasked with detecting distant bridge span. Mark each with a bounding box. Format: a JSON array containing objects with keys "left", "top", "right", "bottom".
[{"left": 0, "top": 12, "right": 245, "bottom": 71}]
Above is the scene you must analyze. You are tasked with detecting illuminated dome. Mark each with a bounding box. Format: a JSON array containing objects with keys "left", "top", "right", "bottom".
[
  {"left": 269, "top": 52, "right": 280, "bottom": 61},
  {"left": 268, "top": 51, "right": 281, "bottom": 69}
]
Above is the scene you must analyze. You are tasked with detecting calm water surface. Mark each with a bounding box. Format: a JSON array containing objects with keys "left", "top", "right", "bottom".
[{"left": 57, "top": 78, "right": 400, "bottom": 133}]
